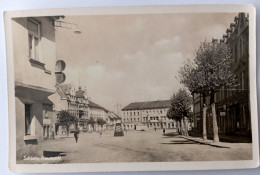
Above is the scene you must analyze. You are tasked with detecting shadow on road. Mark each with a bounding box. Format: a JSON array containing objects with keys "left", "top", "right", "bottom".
[
  {"left": 161, "top": 132, "right": 179, "bottom": 138},
  {"left": 43, "top": 151, "right": 66, "bottom": 157},
  {"left": 161, "top": 141, "right": 197, "bottom": 145}
]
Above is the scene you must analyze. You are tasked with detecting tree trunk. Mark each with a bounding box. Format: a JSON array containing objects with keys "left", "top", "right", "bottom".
[
  {"left": 202, "top": 93, "right": 207, "bottom": 141},
  {"left": 210, "top": 89, "right": 219, "bottom": 143},
  {"left": 183, "top": 117, "right": 189, "bottom": 137},
  {"left": 212, "top": 103, "right": 219, "bottom": 142},
  {"left": 66, "top": 125, "right": 69, "bottom": 137},
  {"left": 177, "top": 121, "right": 181, "bottom": 135},
  {"left": 180, "top": 119, "right": 185, "bottom": 136}
]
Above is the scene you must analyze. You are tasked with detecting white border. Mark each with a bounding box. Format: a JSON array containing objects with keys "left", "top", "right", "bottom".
[{"left": 4, "top": 4, "right": 259, "bottom": 173}]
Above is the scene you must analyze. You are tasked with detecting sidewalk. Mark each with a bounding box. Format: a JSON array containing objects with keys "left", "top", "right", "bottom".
[
  {"left": 180, "top": 136, "right": 232, "bottom": 148},
  {"left": 188, "top": 131, "right": 252, "bottom": 143}
]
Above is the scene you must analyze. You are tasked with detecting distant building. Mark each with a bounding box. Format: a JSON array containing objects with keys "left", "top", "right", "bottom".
[
  {"left": 106, "top": 111, "right": 121, "bottom": 131},
  {"left": 49, "top": 84, "right": 89, "bottom": 133},
  {"left": 193, "top": 13, "right": 250, "bottom": 137},
  {"left": 42, "top": 97, "right": 56, "bottom": 140},
  {"left": 121, "top": 100, "right": 176, "bottom": 130},
  {"left": 13, "top": 16, "right": 60, "bottom": 160},
  {"left": 49, "top": 84, "right": 109, "bottom": 132},
  {"left": 88, "top": 100, "right": 108, "bottom": 131}
]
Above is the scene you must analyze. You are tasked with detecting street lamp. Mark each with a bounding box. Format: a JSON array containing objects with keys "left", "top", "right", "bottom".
[{"left": 53, "top": 20, "right": 82, "bottom": 34}]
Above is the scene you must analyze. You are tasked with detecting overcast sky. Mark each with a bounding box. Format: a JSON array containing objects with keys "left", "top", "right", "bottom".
[{"left": 55, "top": 13, "right": 237, "bottom": 112}]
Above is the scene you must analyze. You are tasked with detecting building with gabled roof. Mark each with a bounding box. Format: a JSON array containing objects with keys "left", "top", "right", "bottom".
[
  {"left": 106, "top": 111, "right": 121, "bottom": 131},
  {"left": 121, "top": 100, "right": 176, "bottom": 130},
  {"left": 49, "top": 83, "right": 109, "bottom": 133}
]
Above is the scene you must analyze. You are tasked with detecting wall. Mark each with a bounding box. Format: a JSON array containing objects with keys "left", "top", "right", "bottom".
[
  {"left": 12, "top": 17, "right": 56, "bottom": 90},
  {"left": 12, "top": 17, "right": 56, "bottom": 160}
]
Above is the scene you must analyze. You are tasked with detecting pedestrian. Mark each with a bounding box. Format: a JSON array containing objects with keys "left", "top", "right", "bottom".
[
  {"left": 99, "top": 129, "right": 102, "bottom": 137},
  {"left": 50, "top": 126, "right": 55, "bottom": 140},
  {"left": 154, "top": 127, "right": 156, "bottom": 132},
  {"left": 74, "top": 129, "right": 79, "bottom": 143},
  {"left": 163, "top": 128, "right": 165, "bottom": 135}
]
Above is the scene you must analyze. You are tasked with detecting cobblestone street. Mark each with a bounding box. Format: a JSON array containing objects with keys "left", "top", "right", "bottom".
[{"left": 41, "top": 130, "right": 252, "bottom": 163}]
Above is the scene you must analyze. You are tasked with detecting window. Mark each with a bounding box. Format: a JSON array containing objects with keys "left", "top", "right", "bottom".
[
  {"left": 241, "top": 71, "right": 245, "bottom": 90},
  {"left": 25, "top": 104, "right": 32, "bottom": 135},
  {"left": 28, "top": 19, "right": 41, "bottom": 60},
  {"left": 240, "top": 38, "right": 243, "bottom": 57}
]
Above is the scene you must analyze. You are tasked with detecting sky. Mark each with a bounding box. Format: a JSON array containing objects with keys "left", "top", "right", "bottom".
[{"left": 55, "top": 13, "right": 237, "bottom": 113}]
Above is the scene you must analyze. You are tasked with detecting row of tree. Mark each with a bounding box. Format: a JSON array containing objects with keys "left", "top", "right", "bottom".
[
  {"left": 168, "top": 40, "right": 236, "bottom": 143},
  {"left": 167, "top": 89, "right": 192, "bottom": 137},
  {"left": 57, "top": 110, "right": 106, "bottom": 136}
]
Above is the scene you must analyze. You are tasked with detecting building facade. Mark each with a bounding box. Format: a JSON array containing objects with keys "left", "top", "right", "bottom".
[
  {"left": 13, "top": 17, "right": 59, "bottom": 160},
  {"left": 106, "top": 111, "right": 121, "bottom": 131},
  {"left": 49, "top": 84, "right": 109, "bottom": 132},
  {"left": 122, "top": 100, "right": 176, "bottom": 130},
  {"left": 88, "top": 100, "right": 108, "bottom": 131},
  {"left": 49, "top": 84, "right": 89, "bottom": 133},
  {"left": 192, "top": 13, "right": 251, "bottom": 137},
  {"left": 216, "top": 12, "right": 250, "bottom": 136}
]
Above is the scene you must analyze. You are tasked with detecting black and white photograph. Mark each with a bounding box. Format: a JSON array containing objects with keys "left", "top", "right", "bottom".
[{"left": 4, "top": 4, "right": 259, "bottom": 173}]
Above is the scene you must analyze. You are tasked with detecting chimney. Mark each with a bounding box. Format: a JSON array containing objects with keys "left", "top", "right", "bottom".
[
  {"left": 226, "top": 28, "right": 231, "bottom": 38},
  {"left": 234, "top": 16, "right": 239, "bottom": 25},
  {"left": 230, "top": 23, "right": 236, "bottom": 32},
  {"left": 223, "top": 34, "right": 228, "bottom": 43}
]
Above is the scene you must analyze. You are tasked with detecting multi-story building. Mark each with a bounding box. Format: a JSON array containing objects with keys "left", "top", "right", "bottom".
[
  {"left": 49, "top": 84, "right": 89, "bottom": 133},
  {"left": 49, "top": 84, "right": 109, "bottom": 132},
  {"left": 216, "top": 12, "right": 250, "bottom": 136},
  {"left": 192, "top": 13, "right": 250, "bottom": 137},
  {"left": 88, "top": 100, "right": 108, "bottom": 131},
  {"left": 12, "top": 16, "right": 60, "bottom": 160},
  {"left": 121, "top": 100, "right": 176, "bottom": 130}
]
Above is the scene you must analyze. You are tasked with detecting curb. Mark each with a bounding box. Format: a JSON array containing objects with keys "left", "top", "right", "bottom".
[{"left": 180, "top": 136, "right": 231, "bottom": 148}]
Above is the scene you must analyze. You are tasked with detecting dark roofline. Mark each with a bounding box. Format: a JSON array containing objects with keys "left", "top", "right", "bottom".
[
  {"left": 88, "top": 100, "right": 108, "bottom": 112},
  {"left": 122, "top": 100, "right": 171, "bottom": 111}
]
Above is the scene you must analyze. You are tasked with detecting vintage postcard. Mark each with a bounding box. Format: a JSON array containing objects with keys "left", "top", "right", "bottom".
[{"left": 4, "top": 4, "right": 259, "bottom": 173}]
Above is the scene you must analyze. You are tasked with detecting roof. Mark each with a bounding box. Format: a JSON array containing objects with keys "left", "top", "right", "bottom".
[
  {"left": 122, "top": 100, "right": 171, "bottom": 111},
  {"left": 108, "top": 112, "right": 120, "bottom": 119},
  {"left": 75, "top": 87, "right": 85, "bottom": 98},
  {"left": 88, "top": 100, "right": 108, "bottom": 112},
  {"left": 56, "top": 84, "right": 72, "bottom": 99},
  {"left": 42, "top": 97, "right": 54, "bottom": 105}
]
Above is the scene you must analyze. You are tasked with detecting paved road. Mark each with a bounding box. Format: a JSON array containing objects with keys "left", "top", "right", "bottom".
[{"left": 42, "top": 130, "right": 252, "bottom": 163}]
